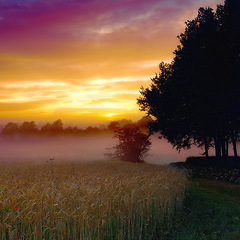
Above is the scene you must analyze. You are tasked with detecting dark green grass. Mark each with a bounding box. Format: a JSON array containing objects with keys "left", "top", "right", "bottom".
[{"left": 168, "top": 179, "right": 240, "bottom": 240}]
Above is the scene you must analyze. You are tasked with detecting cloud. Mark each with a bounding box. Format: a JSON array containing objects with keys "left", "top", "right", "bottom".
[
  {"left": 0, "top": 100, "right": 54, "bottom": 112},
  {"left": 0, "top": 0, "right": 222, "bottom": 51},
  {"left": 0, "top": 0, "right": 224, "bottom": 123},
  {"left": 3, "top": 80, "right": 67, "bottom": 89}
]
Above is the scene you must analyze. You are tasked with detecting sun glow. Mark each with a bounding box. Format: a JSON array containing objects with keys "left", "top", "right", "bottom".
[
  {"left": 102, "top": 113, "right": 118, "bottom": 119},
  {"left": 0, "top": 0, "right": 223, "bottom": 124}
]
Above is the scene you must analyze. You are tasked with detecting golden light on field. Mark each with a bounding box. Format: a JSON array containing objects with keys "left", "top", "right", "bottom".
[
  {"left": 0, "top": 161, "right": 187, "bottom": 239},
  {"left": 0, "top": 0, "right": 223, "bottom": 125}
]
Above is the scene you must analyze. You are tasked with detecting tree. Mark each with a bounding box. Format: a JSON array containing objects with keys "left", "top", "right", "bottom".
[
  {"left": 41, "top": 122, "right": 52, "bottom": 134},
  {"left": 2, "top": 122, "right": 19, "bottom": 135},
  {"left": 19, "top": 121, "right": 39, "bottom": 135},
  {"left": 107, "top": 121, "right": 120, "bottom": 131},
  {"left": 110, "top": 125, "right": 151, "bottom": 162},
  {"left": 136, "top": 116, "right": 152, "bottom": 130},
  {"left": 84, "top": 126, "right": 100, "bottom": 134},
  {"left": 216, "top": 0, "right": 240, "bottom": 157},
  {"left": 51, "top": 119, "right": 63, "bottom": 134},
  {"left": 40, "top": 119, "right": 63, "bottom": 135},
  {"left": 64, "top": 126, "right": 81, "bottom": 135},
  {"left": 138, "top": 0, "right": 240, "bottom": 158}
]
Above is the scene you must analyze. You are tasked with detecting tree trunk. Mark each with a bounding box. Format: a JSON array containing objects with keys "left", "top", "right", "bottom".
[
  {"left": 203, "top": 137, "right": 209, "bottom": 158},
  {"left": 232, "top": 135, "right": 238, "bottom": 157},
  {"left": 214, "top": 136, "right": 221, "bottom": 158},
  {"left": 221, "top": 135, "right": 227, "bottom": 157},
  {"left": 225, "top": 136, "right": 229, "bottom": 157}
]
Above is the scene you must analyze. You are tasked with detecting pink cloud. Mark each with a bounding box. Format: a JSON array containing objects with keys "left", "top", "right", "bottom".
[
  {"left": 0, "top": 0, "right": 221, "bottom": 41},
  {"left": 0, "top": 0, "right": 224, "bottom": 123},
  {"left": 0, "top": 0, "right": 224, "bottom": 57}
]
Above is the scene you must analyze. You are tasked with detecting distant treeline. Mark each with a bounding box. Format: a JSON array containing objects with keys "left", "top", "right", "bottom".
[{"left": 1, "top": 117, "right": 151, "bottom": 136}]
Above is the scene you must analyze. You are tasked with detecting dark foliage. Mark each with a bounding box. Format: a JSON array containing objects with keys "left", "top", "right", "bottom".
[
  {"left": 170, "top": 160, "right": 240, "bottom": 184},
  {"left": 41, "top": 119, "right": 63, "bottom": 135},
  {"left": 138, "top": 0, "right": 240, "bottom": 158},
  {"left": 19, "top": 121, "right": 39, "bottom": 135},
  {"left": 107, "top": 121, "right": 120, "bottom": 131},
  {"left": 185, "top": 156, "right": 240, "bottom": 169},
  {"left": 110, "top": 125, "right": 151, "bottom": 162},
  {"left": 1, "top": 118, "right": 149, "bottom": 137},
  {"left": 2, "top": 122, "right": 19, "bottom": 135}
]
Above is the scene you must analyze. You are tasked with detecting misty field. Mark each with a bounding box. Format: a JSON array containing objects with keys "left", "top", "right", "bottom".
[{"left": 0, "top": 160, "right": 187, "bottom": 239}]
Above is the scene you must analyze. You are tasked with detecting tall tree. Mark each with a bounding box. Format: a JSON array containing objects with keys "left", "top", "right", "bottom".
[
  {"left": 216, "top": 0, "right": 240, "bottom": 156},
  {"left": 138, "top": 0, "right": 240, "bottom": 157}
]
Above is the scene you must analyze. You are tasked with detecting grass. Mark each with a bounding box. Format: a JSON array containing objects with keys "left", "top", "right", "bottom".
[
  {"left": 169, "top": 178, "right": 240, "bottom": 240},
  {"left": 0, "top": 160, "right": 187, "bottom": 239}
]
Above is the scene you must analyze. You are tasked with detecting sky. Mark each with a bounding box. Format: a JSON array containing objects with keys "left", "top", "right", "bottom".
[{"left": 0, "top": 0, "right": 224, "bottom": 126}]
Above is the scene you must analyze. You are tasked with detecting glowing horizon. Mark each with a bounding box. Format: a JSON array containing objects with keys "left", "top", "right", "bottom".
[{"left": 0, "top": 0, "right": 223, "bottom": 125}]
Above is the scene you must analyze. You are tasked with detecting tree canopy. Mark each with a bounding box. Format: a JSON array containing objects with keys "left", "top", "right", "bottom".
[
  {"left": 138, "top": 0, "right": 240, "bottom": 157},
  {"left": 109, "top": 125, "right": 151, "bottom": 163}
]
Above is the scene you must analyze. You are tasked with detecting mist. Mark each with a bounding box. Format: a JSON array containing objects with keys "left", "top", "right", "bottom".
[
  {"left": 1, "top": 134, "right": 238, "bottom": 165},
  {"left": 0, "top": 135, "right": 116, "bottom": 164}
]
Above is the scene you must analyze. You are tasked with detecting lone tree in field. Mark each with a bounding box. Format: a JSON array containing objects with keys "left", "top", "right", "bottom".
[
  {"left": 112, "top": 125, "right": 151, "bottom": 163},
  {"left": 138, "top": 0, "right": 240, "bottom": 158}
]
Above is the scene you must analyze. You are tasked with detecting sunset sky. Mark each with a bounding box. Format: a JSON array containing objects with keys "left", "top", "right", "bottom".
[{"left": 0, "top": 0, "right": 223, "bottom": 126}]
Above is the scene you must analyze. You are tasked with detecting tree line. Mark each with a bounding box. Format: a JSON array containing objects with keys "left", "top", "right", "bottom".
[
  {"left": 138, "top": 0, "right": 240, "bottom": 158},
  {"left": 1, "top": 117, "right": 151, "bottom": 136}
]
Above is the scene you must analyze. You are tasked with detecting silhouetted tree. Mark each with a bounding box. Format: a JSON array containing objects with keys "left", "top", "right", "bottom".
[
  {"left": 136, "top": 116, "right": 152, "bottom": 130},
  {"left": 138, "top": 0, "right": 240, "bottom": 158},
  {"left": 138, "top": 62, "right": 194, "bottom": 151},
  {"left": 51, "top": 119, "right": 63, "bottom": 134},
  {"left": 41, "top": 122, "right": 52, "bottom": 134},
  {"left": 108, "top": 121, "right": 120, "bottom": 131},
  {"left": 111, "top": 125, "right": 151, "bottom": 162},
  {"left": 118, "top": 119, "right": 133, "bottom": 128},
  {"left": 64, "top": 126, "right": 81, "bottom": 135},
  {"left": 19, "top": 121, "right": 39, "bottom": 135},
  {"left": 216, "top": 0, "right": 240, "bottom": 157},
  {"left": 84, "top": 126, "right": 101, "bottom": 134},
  {"left": 41, "top": 119, "right": 63, "bottom": 135},
  {"left": 2, "top": 122, "right": 19, "bottom": 135}
]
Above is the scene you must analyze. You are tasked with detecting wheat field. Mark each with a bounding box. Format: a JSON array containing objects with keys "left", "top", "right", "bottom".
[{"left": 0, "top": 160, "right": 187, "bottom": 239}]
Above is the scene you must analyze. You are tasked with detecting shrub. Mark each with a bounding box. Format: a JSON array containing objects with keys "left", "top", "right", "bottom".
[{"left": 111, "top": 125, "right": 151, "bottom": 162}]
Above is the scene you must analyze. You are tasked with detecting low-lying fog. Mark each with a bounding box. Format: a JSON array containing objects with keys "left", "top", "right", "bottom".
[{"left": 0, "top": 134, "right": 238, "bottom": 165}]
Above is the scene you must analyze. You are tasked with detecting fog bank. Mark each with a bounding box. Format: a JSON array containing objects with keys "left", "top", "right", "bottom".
[{"left": 1, "top": 134, "right": 238, "bottom": 165}]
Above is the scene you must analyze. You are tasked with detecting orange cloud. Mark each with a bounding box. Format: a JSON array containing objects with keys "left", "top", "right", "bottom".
[{"left": 0, "top": 0, "right": 224, "bottom": 125}]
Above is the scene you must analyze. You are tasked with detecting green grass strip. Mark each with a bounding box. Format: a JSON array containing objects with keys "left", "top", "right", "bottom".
[{"left": 168, "top": 179, "right": 240, "bottom": 240}]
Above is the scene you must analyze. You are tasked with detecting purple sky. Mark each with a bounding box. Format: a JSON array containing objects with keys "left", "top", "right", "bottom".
[{"left": 0, "top": 0, "right": 224, "bottom": 125}]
